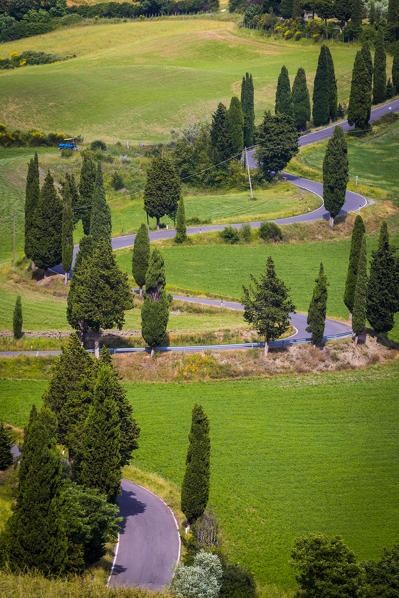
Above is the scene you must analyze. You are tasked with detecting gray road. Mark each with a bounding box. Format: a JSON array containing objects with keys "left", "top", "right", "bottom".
[{"left": 108, "top": 478, "right": 180, "bottom": 591}]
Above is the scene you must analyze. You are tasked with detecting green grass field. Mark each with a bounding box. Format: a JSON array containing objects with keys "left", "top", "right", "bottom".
[
  {"left": 1, "top": 362, "right": 399, "bottom": 588},
  {"left": 0, "top": 19, "right": 360, "bottom": 142},
  {"left": 292, "top": 118, "right": 399, "bottom": 201}
]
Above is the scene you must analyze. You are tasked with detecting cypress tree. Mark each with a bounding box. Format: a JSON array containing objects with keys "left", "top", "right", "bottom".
[
  {"left": 275, "top": 65, "right": 294, "bottom": 118},
  {"left": 227, "top": 96, "right": 244, "bottom": 155},
  {"left": 67, "top": 236, "right": 95, "bottom": 344},
  {"left": 132, "top": 223, "right": 150, "bottom": 294},
  {"left": 387, "top": 0, "right": 399, "bottom": 42},
  {"left": 24, "top": 152, "right": 40, "bottom": 262},
  {"left": 241, "top": 73, "right": 255, "bottom": 147},
  {"left": 30, "top": 171, "right": 63, "bottom": 271},
  {"left": 350, "top": 0, "right": 363, "bottom": 38},
  {"left": 306, "top": 263, "right": 328, "bottom": 347},
  {"left": 393, "top": 43, "right": 399, "bottom": 94},
  {"left": 141, "top": 248, "right": 169, "bottom": 356},
  {"left": 43, "top": 333, "right": 96, "bottom": 455},
  {"left": 325, "top": 46, "right": 338, "bottom": 121},
  {"left": 67, "top": 239, "right": 133, "bottom": 358},
  {"left": 367, "top": 222, "right": 398, "bottom": 333},
  {"left": 175, "top": 196, "right": 187, "bottom": 244},
  {"left": 312, "top": 45, "right": 330, "bottom": 126},
  {"left": 4, "top": 407, "right": 68, "bottom": 575},
  {"left": 99, "top": 347, "right": 140, "bottom": 467},
  {"left": 90, "top": 162, "right": 111, "bottom": 246},
  {"left": 292, "top": 67, "right": 311, "bottom": 130},
  {"left": 67, "top": 173, "right": 80, "bottom": 226},
  {"left": 144, "top": 155, "right": 181, "bottom": 229},
  {"left": 77, "top": 365, "right": 121, "bottom": 502},
  {"left": 242, "top": 257, "right": 295, "bottom": 356},
  {"left": 344, "top": 215, "right": 366, "bottom": 314},
  {"left": 62, "top": 177, "right": 74, "bottom": 285},
  {"left": 79, "top": 154, "right": 96, "bottom": 235},
  {"left": 210, "top": 102, "right": 232, "bottom": 165},
  {"left": 322, "top": 126, "right": 349, "bottom": 227},
  {"left": 352, "top": 236, "right": 368, "bottom": 343},
  {"left": 348, "top": 51, "right": 371, "bottom": 130},
  {"left": 13, "top": 295, "right": 22, "bottom": 339},
  {"left": 369, "top": 0, "right": 376, "bottom": 24},
  {"left": 361, "top": 42, "right": 373, "bottom": 121},
  {"left": 0, "top": 422, "right": 13, "bottom": 470},
  {"left": 181, "top": 404, "right": 210, "bottom": 524},
  {"left": 373, "top": 29, "right": 387, "bottom": 104}
]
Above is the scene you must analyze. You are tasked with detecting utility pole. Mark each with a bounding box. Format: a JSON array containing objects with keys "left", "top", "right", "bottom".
[
  {"left": 245, "top": 147, "right": 254, "bottom": 200},
  {"left": 12, "top": 212, "right": 15, "bottom": 270}
]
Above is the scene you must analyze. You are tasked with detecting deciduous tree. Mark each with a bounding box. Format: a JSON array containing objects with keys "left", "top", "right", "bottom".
[
  {"left": 322, "top": 126, "right": 349, "bottom": 227},
  {"left": 256, "top": 111, "right": 299, "bottom": 180},
  {"left": 144, "top": 155, "right": 181, "bottom": 229}
]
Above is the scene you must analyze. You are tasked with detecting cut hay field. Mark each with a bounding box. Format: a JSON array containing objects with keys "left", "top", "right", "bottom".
[
  {"left": 1, "top": 361, "right": 399, "bottom": 589},
  {"left": 0, "top": 19, "right": 359, "bottom": 142}
]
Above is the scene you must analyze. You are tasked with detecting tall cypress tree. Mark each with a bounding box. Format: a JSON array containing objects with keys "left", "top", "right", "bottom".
[
  {"left": 344, "top": 215, "right": 366, "bottom": 315},
  {"left": 132, "top": 223, "right": 150, "bottom": 294},
  {"left": 387, "top": 0, "right": 399, "bottom": 42},
  {"left": 90, "top": 162, "right": 111, "bottom": 246},
  {"left": 275, "top": 65, "right": 294, "bottom": 118},
  {"left": 141, "top": 248, "right": 169, "bottom": 356},
  {"left": 241, "top": 73, "right": 255, "bottom": 147},
  {"left": 352, "top": 236, "right": 368, "bottom": 343},
  {"left": 67, "top": 235, "right": 95, "bottom": 344},
  {"left": 24, "top": 152, "right": 40, "bottom": 262},
  {"left": 13, "top": 295, "right": 23, "bottom": 339},
  {"left": 369, "top": 0, "right": 376, "bottom": 24},
  {"left": 360, "top": 42, "right": 373, "bottom": 121},
  {"left": 62, "top": 177, "right": 74, "bottom": 285},
  {"left": 367, "top": 222, "right": 398, "bottom": 333},
  {"left": 30, "top": 171, "right": 63, "bottom": 271},
  {"left": 210, "top": 102, "right": 232, "bottom": 165},
  {"left": 67, "top": 239, "right": 133, "bottom": 358},
  {"left": 322, "top": 126, "right": 349, "bottom": 227},
  {"left": 4, "top": 407, "right": 68, "bottom": 575},
  {"left": 67, "top": 173, "right": 80, "bottom": 226},
  {"left": 79, "top": 154, "right": 96, "bottom": 235},
  {"left": 325, "top": 46, "right": 338, "bottom": 121},
  {"left": 313, "top": 45, "right": 330, "bottom": 126},
  {"left": 181, "top": 404, "right": 210, "bottom": 524},
  {"left": 144, "top": 155, "right": 181, "bottom": 229},
  {"left": 393, "top": 44, "right": 399, "bottom": 94},
  {"left": 348, "top": 51, "right": 371, "bottom": 130},
  {"left": 0, "top": 422, "right": 13, "bottom": 470},
  {"left": 306, "top": 262, "right": 328, "bottom": 348},
  {"left": 350, "top": 0, "right": 363, "bottom": 38},
  {"left": 78, "top": 365, "right": 121, "bottom": 503},
  {"left": 175, "top": 196, "right": 187, "bottom": 244},
  {"left": 292, "top": 67, "right": 311, "bottom": 130},
  {"left": 373, "top": 29, "right": 387, "bottom": 104},
  {"left": 227, "top": 96, "right": 244, "bottom": 155}
]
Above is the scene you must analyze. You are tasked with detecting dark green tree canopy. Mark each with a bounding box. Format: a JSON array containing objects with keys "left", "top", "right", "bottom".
[
  {"left": 344, "top": 215, "right": 366, "bottom": 313},
  {"left": 392, "top": 43, "right": 399, "bottom": 94},
  {"left": 67, "top": 235, "right": 95, "bottom": 341},
  {"left": 175, "top": 196, "right": 187, "bottom": 244},
  {"left": 363, "top": 544, "right": 399, "bottom": 597},
  {"left": 181, "top": 404, "right": 211, "bottom": 524},
  {"left": 145, "top": 248, "right": 166, "bottom": 301},
  {"left": 141, "top": 292, "right": 169, "bottom": 352},
  {"left": 352, "top": 235, "right": 368, "bottom": 340},
  {"left": 373, "top": 29, "right": 387, "bottom": 104},
  {"left": 325, "top": 46, "right": 338, "bottom": 121},
  {"left": 306, "top": 262, "right": 328, "bottom": 347},
  {"left": 256, "top": 111, "right": 299, "bottom": 180},
  {"left": 79, "top": 154, "right": 96, "bottom": 235},
  {"left": 313, "top": 45, "right": 330, "bottom": 126},
  {"left": 348, "top": 50, "right": 372, "bottom": 129},
  {"left": 275, "top": 65, "right": 294, "bottom": 118},
  {"left": 292, "top": 67, "right": 311, "bottom": 130},
  {"left": 24, "top": 152, "right": 40, "bottom": 260},
  {"left": 90, "top": 162, "right": 112, "bottom": 246},
  {"left": 144, "top": 155, "right": 181, "bottom": 228},
  {"left": 62, "top": 176, "right": 74, "bottom": 280},
  {"left": 210, "top": 102, "right": 233, "bottom": 165},
  {"left": 242, "top": 256, "right": 295, "bottom": 355},
  {"left": 13, "top": 295, "right": 23, "bottom": 340},
  {"left": 227, "top": 96, "right": 244, "bottom": 155},
  {"left": 241, "top": 72, "right": 255, "bottom": 147},
  {"left": 322, "top": 126, "right": 349, "bottom": 224},
  {"left": 30, "top": 171, "right": 63, "bottom": 270},
  {"left": 132, "top": 223, "right": 150, "bottom": 292},
  {"left": 0, "top": 422, "right": 13, "bottom": 471}
]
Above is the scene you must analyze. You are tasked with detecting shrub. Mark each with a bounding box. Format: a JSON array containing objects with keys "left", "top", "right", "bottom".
[
  {"left": 170, "top": 551, "right": 223, "bottom": 598},
  {"left": 220, "top": 563, "right": 257, "bottom": 598},
  {"left": 61, "top": 148, "right": 73, "bottom": 158},
  {"left": 90, "top": 139, "right": 107, "bottom": 152},
  {"left": 259, "top": 221, "right": 283, "bottom": 242},
  {"left": 220, "top": 226, "right": 239, "bottom": 244},
  {"left": 239, "top": 224, "right": 252, "bottom": 243},
  {"left": 111, "top": 171, "right": 124, "bottom": 190}
]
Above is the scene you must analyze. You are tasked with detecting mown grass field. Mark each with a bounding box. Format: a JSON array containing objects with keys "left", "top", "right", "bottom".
[
  {"left": 1, "top": 361, "right": 399, "bottom": 588},
  {"left": 0, "top": 19, "right": 360, "bottom": 142}
]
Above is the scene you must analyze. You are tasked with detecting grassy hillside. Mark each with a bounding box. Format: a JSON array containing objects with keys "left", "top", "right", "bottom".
[
  {"left": 1, "top": 361, "right": 399, "bottom": 588},
  {"left": 0, "top": 19, "right": 360, "bottom": 142}
]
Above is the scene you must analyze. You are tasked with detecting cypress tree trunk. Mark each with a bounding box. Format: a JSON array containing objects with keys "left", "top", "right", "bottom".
[
  {"left": 93, "top": 332, "right": 100, "bottom": 359},
  {"left": 352, "top": 237, "right": 368, "bottom": 344},
  {"left": 373, "top": 29, "right": 387, "bottom": 104},
  {"left": 264, "top": 336, "right": 269, "bottom": 357}
]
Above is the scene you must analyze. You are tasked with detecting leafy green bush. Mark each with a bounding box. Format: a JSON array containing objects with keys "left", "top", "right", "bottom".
[
  {"left": 111, "top": 171, "right": 124, "bottom": 191},
  {"left": 0, "top": 50, "right": 70, "bottom": 70},
  {"left": 239, "top": 224, "right": 252, "bottom": 243},
  {"left": 219, "top": 563, "right": 257, "bottom": 598},
  {"left": 61, "top": 148, "right": 73, "bottom": 158},
  {"left": 259, "top": 221, "right": 283, "bottom": 242},
  {"left": 219, "top": 226, "right": 239, "bottom": 244},
  {"left": 90, "top": 140, "right": 107, "bottom": 152},
  {"left": 170, "top": 551, "right": 223, "bottom": 598},
  {"left": 186, "top": 217, "right": 211, "bottom": 225}
]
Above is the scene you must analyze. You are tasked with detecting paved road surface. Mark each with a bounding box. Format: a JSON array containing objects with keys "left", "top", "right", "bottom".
[{"left": 108, "top": 479, "right": 180, "bottom": 591}]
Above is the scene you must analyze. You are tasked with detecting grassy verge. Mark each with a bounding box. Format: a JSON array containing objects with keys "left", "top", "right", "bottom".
[{"left": 1, "top": 360, "right": 399, "bottom": 589}]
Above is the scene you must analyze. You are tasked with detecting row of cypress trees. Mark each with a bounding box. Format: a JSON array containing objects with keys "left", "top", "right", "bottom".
[{"left": 344, "top": 217, "right": 399, "bottom": 340}]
